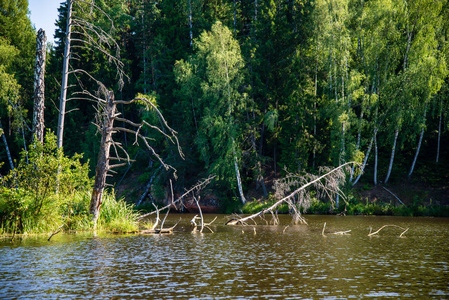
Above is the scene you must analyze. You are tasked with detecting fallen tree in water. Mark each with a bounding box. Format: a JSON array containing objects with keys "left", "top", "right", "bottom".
[{"left": 226, "top": 162, "right": 360, "bottom": 226}]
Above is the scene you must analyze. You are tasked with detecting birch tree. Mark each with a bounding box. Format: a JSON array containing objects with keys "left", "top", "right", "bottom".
[{"left": 175, "top": 21, "right": 249, "bottom": 204}]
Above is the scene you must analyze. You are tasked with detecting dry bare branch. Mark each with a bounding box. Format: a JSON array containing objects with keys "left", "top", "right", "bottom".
[
  {"left": 226, "top": 162, "right": 359, "bottom": 226},
  {"left": 137, "top": 175, "right": 216, "bottom": 220},
  {"left": 368, "top": 225, "right": 409, "bottom": 237}
]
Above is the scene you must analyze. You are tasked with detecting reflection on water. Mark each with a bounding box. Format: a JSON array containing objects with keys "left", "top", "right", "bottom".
[{"left": 1, "top": 215, "right": 448, "bottom": 299}]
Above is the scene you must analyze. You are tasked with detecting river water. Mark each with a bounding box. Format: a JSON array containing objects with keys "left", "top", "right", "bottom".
[{"left": 1, "top": 215, "right": 448, "bottom": 299}]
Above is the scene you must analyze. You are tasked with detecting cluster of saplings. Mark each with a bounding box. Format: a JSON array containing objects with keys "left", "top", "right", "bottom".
[{"left": 0, "top": 132, "right": 139, "bottom": 235}]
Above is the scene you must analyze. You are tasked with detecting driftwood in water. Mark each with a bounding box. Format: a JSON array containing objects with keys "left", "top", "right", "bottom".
[
  {"left": 321, "top": 222, "right": 351, "bottom": 237},
  {"left": 368, "top": 225, "right": 409, "bottom": 237},
  {"left": 226, "top": 162, "right": 359, "bottom": 226},
  {"left": 140, "top": 224, "right": 178, "bottom": 234},
  {"left": 139, "top": 203, "right": 180, "bottom": 234},
  {"left": 48, "top": 224, "right": 64, "bottom": 241},
  {"left": 137, "top": 175, "right": 215, "bottom": 220},
  {"left": 190, "top": 196, "right": 218, "bottom": 233}
]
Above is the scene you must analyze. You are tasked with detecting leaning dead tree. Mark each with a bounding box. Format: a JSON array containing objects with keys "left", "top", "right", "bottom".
[
  {"left": 32, "top": 29, "right": 46, "bottom": 143},
  {"left": 87, "top": 85, "right": 184, "bottom": 227},
  {"left": 226, "top": 162, "right": 360, "bottom": 225}
]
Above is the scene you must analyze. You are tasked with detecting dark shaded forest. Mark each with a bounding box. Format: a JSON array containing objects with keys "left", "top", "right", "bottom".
[{"left": 1, "top": 0, "right": 448, "bottom": 215}]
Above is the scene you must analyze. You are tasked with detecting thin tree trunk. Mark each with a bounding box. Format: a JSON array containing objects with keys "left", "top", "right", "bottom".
[
  {"left": 313, "top": 49, "right": 318, "bottom": 169},
  {"left": 189, "top": 0, "right": 193, "bottom": 46},
  {"left": 90, "top": 91, "right": 116, "bottom": 227},
  {"left": 350, "top": 109, "right": 364, "bottom": 182},
  {"left": 142, "top": 14, "right": 147, "bottom": 94},
  {"left": 374, "top": 130, "right": 378, "bottom": 186},
  {"left": 0, "top": 118, "right": 14, "bottom": 170},
  {"left": 251, "top": 132, "right": 267, "bottom": 197},
  {"left": 233, "top": 138, "right": 246, "bottom": 204},
  {"left": 32, "top": 29, "right": 46, "bottom": 144},
  {"left": 57, "top": 0, "right": 72, "bottom": 149},
  {"left": 352, "top": 129, "right": 376, "bottom": 186},
  {"left": 384, "top": 127, "right": 399, "bottom": 184},
  {"left": 233, "top": 0, "right": 236, "bottom": 33},
  {"left": 436, "top": 106, "right": 442, "bottom": 163},
  {"left": 408, "top": 104, "right": 427, "bottom": 180}
]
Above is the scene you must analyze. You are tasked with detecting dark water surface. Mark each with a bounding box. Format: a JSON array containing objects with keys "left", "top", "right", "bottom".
[{"left": 1, "top": 215, "right": 448, "bottom": 299}]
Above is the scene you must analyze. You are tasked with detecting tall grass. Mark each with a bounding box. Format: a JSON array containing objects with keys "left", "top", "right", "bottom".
[
  {"left": 0, "top": 132, "right": 141, "bottom": 235},
  {"left": 96, "top": 191, "right": 139, "bottom": 233},
  {"left": 0, "top": 189, "right": 140, "bottom": 235}
]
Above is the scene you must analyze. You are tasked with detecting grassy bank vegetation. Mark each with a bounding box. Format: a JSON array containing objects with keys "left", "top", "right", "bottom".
[{"left": 0, "top": 133, "right": 139, "bottom": 235}]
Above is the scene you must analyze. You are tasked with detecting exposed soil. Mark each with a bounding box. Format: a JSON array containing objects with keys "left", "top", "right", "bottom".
[
  {"left": 116, "top": 165, "right": 449, "bottom": 210},
  {"left": 355, "top": 181, "right": 449, "bottom": 206}
]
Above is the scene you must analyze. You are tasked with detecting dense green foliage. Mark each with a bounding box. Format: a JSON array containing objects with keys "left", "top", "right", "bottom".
[
  {"left": 0, "top": 132, "right": 138, "bottom": 234},
  {"left": 0, "top": 0, "right": 448, "bottom": 223}
]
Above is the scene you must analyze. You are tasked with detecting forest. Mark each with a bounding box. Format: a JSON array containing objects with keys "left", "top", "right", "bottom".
[{"left": 1, "top": 0, "right": 448, "bottom": 233}]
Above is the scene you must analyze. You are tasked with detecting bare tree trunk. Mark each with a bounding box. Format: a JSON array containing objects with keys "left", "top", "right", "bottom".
[
  {"left": 384, "top": 127, "right": 399, "bottom": 184},
  {"left": 189, "top": 0, "right": 193, "bottom": 46},
  {"left": 32, "top": 29, "right": 46, "bottom": 144},
  {"left": 0, "top": 118, "right": 14, "bottom": 170},
  {"left": 313, "top": 50, "right": 318, "bottom": 169},
  {"left": 408, "top": 104, "right": 427, "bottom": 180},
  {"left": 436, "top": 105, "right": 442, "bottom": 163},
  {"left": 374, "top": 130, "right": 378, "bottom": 185},
  {"left": 90, "top": 91, "right": 116, "bottom": 227},
  {"left": 226, "top": 162, "right": 356, "bottom": 225},
  {"left": 57, "top": 0, "right": 72, "bottom": 149}
]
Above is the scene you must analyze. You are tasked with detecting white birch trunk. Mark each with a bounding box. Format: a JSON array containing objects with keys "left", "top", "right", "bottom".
[
  {"left": 233, "top": 138, "right": 246, "bottom": 204},
  {"left": 352, "top": 129, "right": 376, "bottom": 186},
  {"left": 57, "top": 0, "right": 73, "bottom": 149},
  {"left": 408, "top": 104, "right": 427, "bottom": 180},
  {"left": 0, "top": 118, "right": 14, "bottom": 170},
  {"left": 384, "top": 127, "right": 399, "bottom": 184}
]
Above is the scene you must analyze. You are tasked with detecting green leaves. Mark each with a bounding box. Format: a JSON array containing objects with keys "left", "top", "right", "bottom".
[{"left": 175, "top": 21, "right": 248, "bottom": 189}]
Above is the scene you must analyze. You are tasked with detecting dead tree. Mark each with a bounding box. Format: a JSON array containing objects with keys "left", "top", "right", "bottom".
[
  {"left": 137, "top": 175, "right": 216, "bottom": 221},
  {"left": 57, "top": 0, "right": 72, "bottom": 149},
  {"left": 226, "top": 162, "right": 359, "bottom": 225},
  {"left": 89, "top": 91, "right": 116, "bottom": 225},
  {"left": 57, "top": 0, "right": 125, "bottom": 149},
  {"left": 32, "top": 29, "right": 46, "bottom": 144},
  {"left": 87, "top": 86, "right": 184, "bottom": 228}
]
